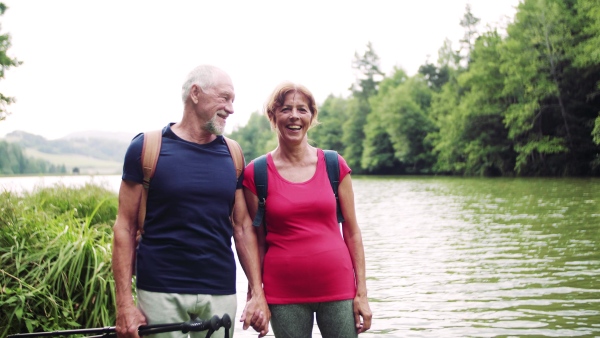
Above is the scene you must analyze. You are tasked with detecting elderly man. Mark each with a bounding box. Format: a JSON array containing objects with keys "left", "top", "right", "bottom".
[{"left": 112, "top": 65, "right": 270, "bottom": 338}]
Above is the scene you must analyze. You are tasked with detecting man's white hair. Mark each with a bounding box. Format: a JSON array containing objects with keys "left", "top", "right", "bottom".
[{"left": 181, "top": 65, "right": 222, "bottom": 103}]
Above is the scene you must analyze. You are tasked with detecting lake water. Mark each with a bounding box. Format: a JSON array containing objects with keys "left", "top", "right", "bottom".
[{"left": 1, "top": 175, "right": 599, "bottom": 337}]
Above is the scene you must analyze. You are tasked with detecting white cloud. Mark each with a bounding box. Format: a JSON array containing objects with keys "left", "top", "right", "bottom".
[{"left": 0, "top": 0, "right": 519, "bottom": 140}]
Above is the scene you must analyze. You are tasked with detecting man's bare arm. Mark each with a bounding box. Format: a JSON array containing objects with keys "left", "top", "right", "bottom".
[{"left": 112, "top": 180, "right": 147, "bottom": 338}]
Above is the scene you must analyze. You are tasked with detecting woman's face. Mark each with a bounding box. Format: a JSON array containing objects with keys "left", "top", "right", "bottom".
[{"left": 273, "top": 91, "right": 313, "bottom": 144}]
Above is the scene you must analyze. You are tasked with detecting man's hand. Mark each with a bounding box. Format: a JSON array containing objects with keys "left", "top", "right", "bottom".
[
  {"left": 240, "top": 290, "right": 270, "bottom": 337},
  {"left": 115, "top": 303, "right": 147, "bottom": 338}
]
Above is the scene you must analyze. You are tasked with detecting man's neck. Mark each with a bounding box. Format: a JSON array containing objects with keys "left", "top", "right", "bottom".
[{"left": 171, "top": 121, "right": 217, "bottom": 144}]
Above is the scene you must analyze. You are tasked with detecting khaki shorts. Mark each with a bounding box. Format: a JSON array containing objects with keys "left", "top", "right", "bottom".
[{"left": 137, "top": 289, "right": 237, "bottom": 338}]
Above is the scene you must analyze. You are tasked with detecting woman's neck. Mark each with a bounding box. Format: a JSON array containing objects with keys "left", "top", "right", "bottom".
[{"left": 273, "top": 142, "right": 316, "bottom": 166}]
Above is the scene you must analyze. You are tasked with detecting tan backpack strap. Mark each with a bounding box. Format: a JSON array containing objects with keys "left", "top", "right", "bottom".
[
  {"left": 141, "top": 130, "right": 162, "bottom": 189},
  {"left": 224, "top": 136, "right": 245, "bottom": 179},
  {"left": 224, "top": 137, "right": 245, "bottom": 226},
  {"left": 138, "top": 130, "right": 162, "bottom": 235}
]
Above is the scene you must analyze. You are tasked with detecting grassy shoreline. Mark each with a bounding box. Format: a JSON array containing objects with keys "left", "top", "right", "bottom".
[{"left": 0, "top": 183, "right": 118, "bottom": 336}]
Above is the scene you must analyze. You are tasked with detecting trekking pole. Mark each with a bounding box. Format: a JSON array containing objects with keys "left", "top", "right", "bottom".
[{"left": 7, "top": 313, "right": 232, "bottom": 338}]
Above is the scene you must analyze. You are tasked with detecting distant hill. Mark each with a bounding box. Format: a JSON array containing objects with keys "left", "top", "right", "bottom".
[
  {"left": 63, "top": 130, "right": 137, "bottom": 143},
  {"left": 2, "top": 130, "right": 131, "bottom": 174}
]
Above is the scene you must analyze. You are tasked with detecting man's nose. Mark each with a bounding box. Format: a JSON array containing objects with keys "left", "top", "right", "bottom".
[{"left": 225, "top": 102, "right": 234, "bottom": 115}]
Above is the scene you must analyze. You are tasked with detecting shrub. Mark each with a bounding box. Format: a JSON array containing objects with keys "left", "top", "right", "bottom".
[{"left": 0, "top": 183, "right": 117, "bottom": 336}]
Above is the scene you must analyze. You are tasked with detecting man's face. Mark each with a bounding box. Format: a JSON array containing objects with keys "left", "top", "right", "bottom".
[{"left": 195, "top": 72, "right": 235, "bottom": 135}]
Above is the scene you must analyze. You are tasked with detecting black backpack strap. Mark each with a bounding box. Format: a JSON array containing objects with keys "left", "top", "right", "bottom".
[
  {"left": 252, "top": 155, "right": 268, "bottom": 227},
  {"left": 324, "top": 150, "right": 345, "bottom": 224}
]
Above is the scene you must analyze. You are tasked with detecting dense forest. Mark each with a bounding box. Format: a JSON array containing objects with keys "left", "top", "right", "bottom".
[
  {"left": 230, "top": 0, "right": 600, "bottom": 177},
  {"left": 0, "top": 140, "right": 66, "bottom": 175},
  {"left": 1, "top": 0, "right": 599, "bottom": 177}
]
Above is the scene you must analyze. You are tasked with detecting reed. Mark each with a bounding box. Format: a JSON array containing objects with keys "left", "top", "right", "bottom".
[{"left": 0, "top": 183, "right": 118, "bottom": 336}]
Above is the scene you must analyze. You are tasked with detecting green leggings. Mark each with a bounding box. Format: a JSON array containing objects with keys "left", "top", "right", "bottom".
[{"left": 269, "top": 300, "right": 358, "bottom": 338}]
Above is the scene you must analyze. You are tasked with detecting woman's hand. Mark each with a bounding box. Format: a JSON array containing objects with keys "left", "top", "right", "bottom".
[{"left": 353, "top": 293, "right": 372, "bottom": 334}]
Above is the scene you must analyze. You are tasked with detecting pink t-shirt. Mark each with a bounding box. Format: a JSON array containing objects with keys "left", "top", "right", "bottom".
[{"left": 243, "top": 149, "right": 356, "bottom": 304}]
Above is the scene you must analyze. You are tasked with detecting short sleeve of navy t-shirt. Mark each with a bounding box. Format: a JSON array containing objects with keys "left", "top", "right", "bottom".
[{"left": 122, "top": 124, "right": 241, "bottom": 294}]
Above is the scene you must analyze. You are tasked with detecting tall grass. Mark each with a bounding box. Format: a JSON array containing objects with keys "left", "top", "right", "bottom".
[{"left": 0, "top": 183, "right": 118, "bottom": 336}]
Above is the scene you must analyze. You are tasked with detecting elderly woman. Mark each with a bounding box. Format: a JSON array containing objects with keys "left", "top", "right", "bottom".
[{"left": 243, "top": 82, "right": 372, "bottom": 337}]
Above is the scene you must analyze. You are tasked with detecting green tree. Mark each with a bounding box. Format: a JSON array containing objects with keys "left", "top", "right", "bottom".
[
  {"left": 459, "top": 4, "right": 481, "bottom": 64},
  {"left": 362, "top": 69, "right": 408, "bottom": 173},
  {"left": 308, "top": 94, "right": 348, "bottom": 152},
  {"left": 0, "top": 140, "right": 22, "bottom": 174},
  {"left": 366, "top": 69, "right": 436, "bottom": 174},
  {"left": 437, "top": 38, "right": 462, "bottom": 71},
  {"left": 349, "top": 41, "right": 385, "bottom": 100},
  {"left": 454, "top": 30, "right": 516, "bottom": 176},
  {"left": 342, "top": 42, "right": 385, "bottom": 172},
  {"left": 0, "top": 3, "right": 21, "bottom": 121},
  {"left": 341, "top": 97, "right": 369, "bottom": 171},
  {"left": 427, "top": 39, "right": 467, "bottom": 174},
  {"left": 573, "top": 0, "right": 600, "bottom": 70},
  {"left": 573, "top": 0, "right": 600, "bottom": 148},
  {"left": 418, "top": 60, "right": 451, "bottom": 92},
  {"left": 0, "top": 141, "right": 62, "bottom": 175},
  {"left": 227, "top": 111, "right": 275, "bottom": 162},
  {"left": 501, "top": 0, "right": 598, "bottom": 175},
  {"left": 429, "top": 79, "right": 464, "bottom": 174}
]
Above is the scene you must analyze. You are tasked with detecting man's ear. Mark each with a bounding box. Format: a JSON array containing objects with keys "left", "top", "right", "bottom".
[{"left": 190, "top": 84, "right": 201, "bottom": 104}]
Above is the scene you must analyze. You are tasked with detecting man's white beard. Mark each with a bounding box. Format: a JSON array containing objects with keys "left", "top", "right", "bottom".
[{"left": 204, "top": 111, "right": 226, "bottom": 135}]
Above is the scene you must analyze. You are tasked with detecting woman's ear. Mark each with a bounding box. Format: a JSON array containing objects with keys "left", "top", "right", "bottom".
[{"left": 269, "top": 111, "right": 276, "bottom": 124}]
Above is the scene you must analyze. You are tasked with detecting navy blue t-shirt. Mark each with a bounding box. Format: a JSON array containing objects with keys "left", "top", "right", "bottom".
[{"left": 122, "top": 124, "right": 243, "bottom": 294}]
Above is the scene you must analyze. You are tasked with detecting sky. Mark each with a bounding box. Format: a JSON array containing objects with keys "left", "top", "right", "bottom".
[{"left": 0, "top": 0, "right": 521, "bottom": 141}]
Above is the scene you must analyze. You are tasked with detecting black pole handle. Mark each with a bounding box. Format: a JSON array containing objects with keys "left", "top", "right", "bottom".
[
  {"left": 8, "top": 313, "right": 232, "bottom": 338},
  {"left": 8, "top": 326, "right": 117, "bottom": 338}
]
